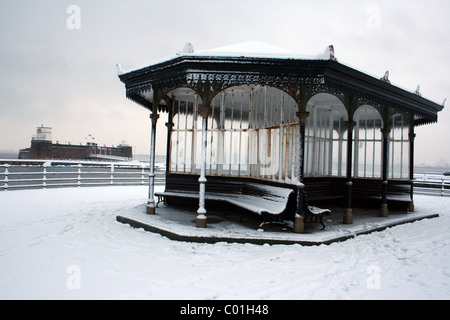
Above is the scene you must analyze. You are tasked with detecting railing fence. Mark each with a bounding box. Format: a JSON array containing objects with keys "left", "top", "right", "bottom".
[
  {"left": 0, "top": 163, "right": 165, "bottom": 191},
  {"left": 413, "top": 174, "right": 450, "bottom": 197},
  {"left": 1, "top": 161, "right": 449, "bottom": 196}
]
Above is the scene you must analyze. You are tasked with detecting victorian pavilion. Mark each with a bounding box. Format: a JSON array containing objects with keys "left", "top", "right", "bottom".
[{"left": 117, "top": 41, "right": 443, "bottom": 233}]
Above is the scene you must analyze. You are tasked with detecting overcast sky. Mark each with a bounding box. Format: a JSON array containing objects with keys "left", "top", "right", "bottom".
[{"left": 0, "top": 0, "right": 449, "bottom": 166}]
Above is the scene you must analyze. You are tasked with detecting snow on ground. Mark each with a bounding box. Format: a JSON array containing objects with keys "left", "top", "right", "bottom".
[{"left": 0, "top": 186, "right": 449, "bottom": 300}]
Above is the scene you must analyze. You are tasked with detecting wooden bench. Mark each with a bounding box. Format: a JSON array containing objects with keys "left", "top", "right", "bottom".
[
  {"left": 156, "top": 175, "right": 333, "bottom": 231},
  {"left": 155, "top": 178, "right": 294, "bottom": 217},
  {"left": 352, "top": 178, "right": 412, "bottom": 210},
  {"left": 303, "top": 191, "right": 331, "bottom": 230}
]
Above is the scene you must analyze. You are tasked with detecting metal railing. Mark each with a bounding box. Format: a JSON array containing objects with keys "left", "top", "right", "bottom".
[
  {"left": 1, "top": 160, "right": 449, "bottom": 196},
  {"left": 413, "top": 174, "right": 450, "bottom": 197},
  {"left": 0, "top": 162, "right": 165, "bottom": 191}
]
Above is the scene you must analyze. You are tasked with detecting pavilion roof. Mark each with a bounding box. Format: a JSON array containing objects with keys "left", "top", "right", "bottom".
[{"left": 118, "top": 41, "right": 444, "bottom": 126}]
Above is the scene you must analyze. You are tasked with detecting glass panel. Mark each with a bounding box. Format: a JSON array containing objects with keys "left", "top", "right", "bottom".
[
  {"left": 177, "top": 131, "right": 186, "bottom": 172},
  {"left": 389, "top": 114, "right": 409, "bottom": 179},
  {"left": 258, "top": 129, "right": 270, "bottom": 177},
  {"left": 169, "top": 84, "right": 302, "bottom": 183},
  {"left": 353, "top": 105, "right": 383, "bottom": 178},
  {"left": 285, "top": 126, "right": 293, "bottom": 181},
  {"left": 209, "top": 97, "right": 219, "bottom": 130},
  {"left": 168, "top": 90, "right": 199, "bottom": 174},
  {"left": 194, "top": 128, "right": 202, "bottom": 174},
  {"left": 240, "top": 91, "right": 250, "bottom": 130},
  {"left": 239, "top": 131, "right": 249, "bottom": 176},
  {"left": 271, "top": 128, "right": 280, "bottom": 180},
  {"left": 248, "top": 129, "right": 257, "bottom": 176},
  {"left": 206, "top": 130, "right": 217, "bottom": 175},
  {"left": 170, "top": 131, "right": 178, "bottom": 172},
  {"left": 304, "top": 94, "right": 348, "bottom": 177}
]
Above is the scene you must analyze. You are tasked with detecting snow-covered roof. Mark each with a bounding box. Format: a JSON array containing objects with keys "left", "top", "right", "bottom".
[
  {"left": 178, "top": 40, "right": 335, "bottom": 60},
  {"left": 117, "top": 41, "right": 443, "bottom": 125},
  {"left": 118, "top": 41, "right": 336, "bottom": 75}
]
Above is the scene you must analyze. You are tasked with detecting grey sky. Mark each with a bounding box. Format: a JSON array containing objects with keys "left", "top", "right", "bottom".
[{"left": 0, "top": 0, "right": 449, "bottom": 166}]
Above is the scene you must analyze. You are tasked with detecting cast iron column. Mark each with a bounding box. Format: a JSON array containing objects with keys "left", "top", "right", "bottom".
[
  {"left": 380, "top": 127, "right": 390, "bottom": 217},
  {"left": 196, "top": 106, "right": 209, "bottom": 228},
  {"left": 344, "top": 120, "right": 356, "bottom": 224},
  {"left": 293, "top": 111, "right": 308, "bottom": 233},
  {"left": 147, "top": 112, "right": 159, "bottom": 214},
  {"left": 165, "top": 120, "right": 174, "bottom": 175},
  {"left": 408, "top": 126, "right": 416, "bottom": 212}
]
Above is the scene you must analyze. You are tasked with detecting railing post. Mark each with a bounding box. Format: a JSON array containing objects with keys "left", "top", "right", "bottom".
[
  {"left": 442, "top": 178, "right": 445, "bottom": 197},
  {"left": 4, "top": 164, "right": 9, "bottom": 191},
  {"left": 77, "top": 164, "right": 82, "bottom": 187},
  {"left": 110, "top": 163, "right": 114, "bottom": 185},
  {"left": 42, "top": 165, "right": 47, "bottom": 189}
]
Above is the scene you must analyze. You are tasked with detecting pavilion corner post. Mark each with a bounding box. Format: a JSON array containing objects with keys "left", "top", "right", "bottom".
[
  {"left": 165, "top": 111, "right": 174, "bottom": 175},
  {"left": 147, "top": 112, "right": 159, "bottom": 214},
  {"left": 293, "top": 112, "right": 308, "bottom": 233},
  {"left": 294, "top": 184, "right": 305, "bottom": 233},
  {"left": 408, "top": 123, "right": 415, "bottom": 212},
  {"left": 343, "top": 120, "right": 356, "bottom": 224},
  {"left": 380, "top": 127, "right": 390, "bottom": 217},
  {"left": 196, "top": 106, "right": 210, "bottom": 228}
]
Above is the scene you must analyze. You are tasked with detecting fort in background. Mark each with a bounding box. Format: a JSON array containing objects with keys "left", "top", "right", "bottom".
[{"left": 18, "top": 125, "right": 132, "bottom": 161}]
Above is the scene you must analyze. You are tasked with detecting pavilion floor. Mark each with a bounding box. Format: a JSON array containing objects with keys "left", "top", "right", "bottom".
[{"left": 116, "top": 203, "right": 437, "bottom": 246}]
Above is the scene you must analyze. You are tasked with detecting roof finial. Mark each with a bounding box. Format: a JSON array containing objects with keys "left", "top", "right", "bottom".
[
  {"left": 328, "top": 45, "right": 337, "bottom": 61},
  {"left": 442, "top": 98, "right": 447, "bottom": 107},
  {"left": 414, "top": 85, "right": 421, "bottom": 96},
  {"left": 177, "top": 42, "right": 195, "bottom": 55},
  {"left": 380, "top": 70, "right": 390, "bottom": 83},
  {"left": 116, "top": 63, "right": 125, "bottom": 75}
]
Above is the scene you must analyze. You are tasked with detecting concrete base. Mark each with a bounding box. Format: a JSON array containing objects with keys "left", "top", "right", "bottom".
[
  {"left": 293, "top": 215, "right": 305, "bottom": 233},
  {"left": 146, "top": 205, "right": 156, "bottom": 215},
  {"left": 196, "top": 215, "right": 207, "bottom": 228},
  {"left": 343, "top": 208, "right": 353, "bottom": 224},
  {"left": 379, "top": 203, "right": 389, "bottom": 217},
  {"left": 116, "top": 203, "right": 439, "bottom": 246},
  {"left": 409, "top": 201, "right": 415, "bottom": 212}
]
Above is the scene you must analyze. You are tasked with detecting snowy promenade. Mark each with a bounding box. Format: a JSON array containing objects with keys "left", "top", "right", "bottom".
[{"left": 0, "top": 186, "right": 449, "bottom": 299}]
